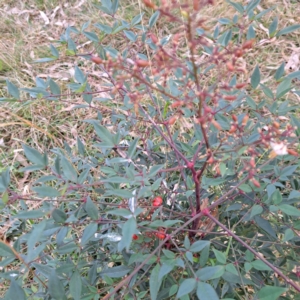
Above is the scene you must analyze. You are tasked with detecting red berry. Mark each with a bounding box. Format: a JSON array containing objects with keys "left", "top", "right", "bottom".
[
  {"left": 132, "top": 234, "right": 139, "bottom": 240},
  {"left": 155, "top": 230, "right": 166, "bottom": 240},
  {"left": 152, "top": 196, "right": 163, "bottom": 207}
]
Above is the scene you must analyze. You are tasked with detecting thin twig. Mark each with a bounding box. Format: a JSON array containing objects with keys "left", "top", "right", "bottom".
[{"left": 206, "top": 212, "right": 300, "bottom": 293}]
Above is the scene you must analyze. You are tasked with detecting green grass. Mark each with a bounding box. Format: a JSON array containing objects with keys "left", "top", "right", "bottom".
[{"left": 1, "top": 0, "right": 300, "bottom": 296}]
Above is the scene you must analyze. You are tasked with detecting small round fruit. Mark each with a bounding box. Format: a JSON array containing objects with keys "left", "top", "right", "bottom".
[
  {"left": 132, "top": 234, "right": 139, "bottom": 240},
  {"left": 155, "top": 232, "right": 166, "bottom": 240},
  {"left": 152, "top": 196, "right": 163, "bottom": 207}
]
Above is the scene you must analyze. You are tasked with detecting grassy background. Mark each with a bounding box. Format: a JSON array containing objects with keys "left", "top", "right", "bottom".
[{"left": 0, "top": 0, "right": 300, "bottom": 295}]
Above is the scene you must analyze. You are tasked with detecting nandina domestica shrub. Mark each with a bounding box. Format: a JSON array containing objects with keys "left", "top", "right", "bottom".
[{"left": 1, "top": 0, "right": 300, "bottom": 299}]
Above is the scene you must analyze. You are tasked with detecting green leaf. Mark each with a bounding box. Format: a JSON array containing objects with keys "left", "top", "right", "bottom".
[
  {"left": 14, "top": 210, "right": 46, "bottom": 219},
  {"left": 127, "top": 138, "right": 139, "bottom": 159},
  {"left": 218, "top": 18, "right": 231, "bottom": 25},
  {"left": 280, "top": 165, "right": 298, "bottom": 178},
  {"left": 276, "top": 78, "right": 291, "bottom": 98},
  {"left": 6, "top": 80, "right": 20, "bottom": 99},
  {"left": 49, "top": 78, "right": 61, "bottom": 95},
  {"left": 226, "top": 0, "right": 244, "bottom": 14},
  {"left": 282, "top": 228, "right": 294, "bottom": 242},
  {"left": 101, "top": 176, "right": 131, "bottom": 184},
  {"left": 162, "top": 249, "right": 175, "bottom": 259},
  {"left": 159, "top": 263, "right": 175, "bottom": 280},
  {"left": 21, "top": 87, "right": 50, "bottom": 96},
  {"left": 163, "top": 220, "right": 183, "bottom": 227},
  {"left": 260, "top": 84, "right": 274, "bottom": 98},
  {"left": 222, "top": 271, "right": 253, "bottom": 285},
  {"left": 77, "top": 137, "right": 85, "bottom": 156},
  {"left": 50, "top": 44, "right": 59, "bottom": 57},
  {"left": 246, "top": 0, "right": 260, "bottom": 13},
  {"left": 131, "top": 13, "right": 144, "bottom": 26},
  {"left": 150, "top": 264, "right": 161, "bottom": 300},
  {"left": 257, "top": 286, "right": 287, "bottom": 300},
  {"left": 21, "top": 165, "right": 45, "bottom": 172},
  {"left": 22, "top": 144, "right": 47, "bottom": 166},
  {"left": 67, "top": 39, "right": 77, "bottom": 52},
  {"left": 74, "top": 65, "right": 86, "bottom": 84},
  {"left": 27, "top": 220, "right": 46, "bottom": 254},
  {"left": 106, "top": 208, "right": 132, "bottom": 217},
  {"left": 86, "top": 120, "right": 115, "bottom": 147},
  {"left": 183, "top": 235, "right": 190, "bottom": 249},
  {"left": 94, "top": 22, "right": 112, "bottom": 34},
  {"left": 287, "top": 70, "right": 300, "bottom": 80},
  {"left": 268, "top": 17, "right": 278, "bottom": 37},
  {"left": 32, "top": 186, "right": 60, "bottom": 198},
  {"left": 149, "top": 11, "right": 160, "bottom": 28},
  {"left": 124, "top": 30, "right": 137, "bottom": 42},
  {"left": 200, "top": 244, "right": 210, "bottom": 267},
  {"left": 255, "top": 7, "right": 275, "bottom": 20},
  {"left": 33, "top": 57, "right": 57, "bottom": 63},
  {"left": 254, "top": 216, "right": 277, "bottom": 238},
  {"left": 52, "top": 209, "right": 67, "bottom": 223},
  {"left": 60, "top": 156, "right": 78, "bottom": 182},
  {"left": 279, "top": 204, "right": 300, "bottom": 217},
  {"left": 99, "top": 265, "right": 132, "bottom": 278},
  {"left": 271, "top": 190, "right": 282, "bottom": 205},
  {"left": 196, "top": 282, "right": 219, "bottom": 300},
  {"left": 56, "top": 242, "right": 78, "bottom": 255},
  {"left": 276, "top": 24, "right": 300, "bottom": 37},
  {"left": 238, "top": 184, "right": 252, "bottom": 193},
  {"left": 5, "top": 279, "right": 26, "bottom": 300},
  {"left": 0, "top": 169, "right": 10, "bottom": 193},
  {"left": 222, "top": 29, "right": 232, "bottom": 47},
  {"left": 186, "top": 250, "right": 194, "bottom": 263},
  {"left": 250, "top": 205, "right": 263, "bottom": 219},
  {"left": 251, "top": 260, "right": 272, "bottom": 271},
  {"left": 48, "top": 269, "right": 67, "bottom": 300},
  {"left": 247, "top": 25, "right": 256, "bottom": 39},
  {"left": 118, "top": 217, "right": 137, "bottom": 251},
  {"left": 85, "top": 196, "right": 98, "bottom": 220},
  {"left": 94, "top": 2, "right": 112, "bottom": 15},
  {"left": 70, "top": 270, "right": 82, "bottom": 300},
  {"left": 246, "top": 96, "right": 256, "bottom": 109},
  {"left": 196, "top": 266, "right": 225, "bottom": 281},
  {"left": 83, "top": 31, "right": 99, "bottom": 42},
  {"left": 190, "top": 240, "right": 210, "bottom": 252},
  {"left": 111, "top": 0, "right": 119, "bottom": 14},
  {"left": 274, "top": 62, "right": 285, "bottom": 80},
  {"left": 148, "top": 164, "right": 164, "bottom": 177},
  {"left": 251, "top": 65, "right": 260, "bottom": 89},
  {"left": 177, "top": 278, "right": 197, "bottom": 298},
  {"left": 213, "top": 249, "right": 226, "bottom": 264},
  {"left": 244, "top": 262, "right": 252, "bottom": 272},
  {"left": 226, "top": 263, "right": 238, "bottom": 275},
  {"left": 288, "top": 190, "right": 300, "bottom": 200},
  {"left": 81, "top": 223, "right": 98, "bottom": 246},
  {"left": 0, "top": 241, "right": 15, "bottom": 257},
  {"left": 245, "top": 250, "right": 254, "bottom": 262},
  {"left": 169, "top": 285, "right": 178, "bottom": 297},
  {"left": 105, "top": 189, "right": 134, "bottom": 198}
]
